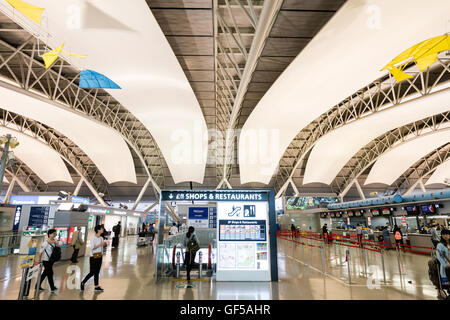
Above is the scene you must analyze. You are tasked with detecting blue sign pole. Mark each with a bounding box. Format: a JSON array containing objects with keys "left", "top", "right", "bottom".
[{"left": 268, "top": 189, "right": 278, "bottom": 281}]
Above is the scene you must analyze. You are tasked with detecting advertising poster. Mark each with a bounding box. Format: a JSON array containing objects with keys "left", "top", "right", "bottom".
[
  {"left": 218, "top": 243, "right": 236, "bottom": 269},
  {"left": 236, "top": 243, "right": 255, "bottom": 269}
]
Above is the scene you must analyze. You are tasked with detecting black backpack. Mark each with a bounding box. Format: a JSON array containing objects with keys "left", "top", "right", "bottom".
[
  {"left": 49, "top": 245, "right": 61, "bottom": 263},
  {"left": 428, "top": 258, "right": 440, "bottom": 287}
]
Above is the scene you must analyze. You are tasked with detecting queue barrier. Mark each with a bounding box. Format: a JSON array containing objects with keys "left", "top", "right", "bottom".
[
  {"left": 277, "top": 230, "right": 434, "bottom": 255},
  {"left": 171, "top": 242, "right": 214, "bottom": 275}
]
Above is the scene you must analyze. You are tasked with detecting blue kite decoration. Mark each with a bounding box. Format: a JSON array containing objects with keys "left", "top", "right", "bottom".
[{"left": 79, "top": 69, "right": 121, "bottom": 89}]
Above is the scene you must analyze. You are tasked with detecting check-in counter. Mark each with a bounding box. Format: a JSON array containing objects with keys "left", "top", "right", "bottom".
[
  {"left": 330, "top": 229, "right": 355, "bottom": 243},
  {"left": 407, "top": 233, "right": 433, "bottom": 254}
]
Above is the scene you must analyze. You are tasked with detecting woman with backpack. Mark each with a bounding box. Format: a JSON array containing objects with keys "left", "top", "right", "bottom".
[
  {"left": 80, "top": 225, "right": 108, "bottom": 292},
  {"left": 183, "top": 226, "right": 200, "bottom": 281},
  {"left": 393, "top": 224, "right": 403, "bottom": 249},
  {"left": 36, "top": 229, "right": 59, "bottom": 292}
]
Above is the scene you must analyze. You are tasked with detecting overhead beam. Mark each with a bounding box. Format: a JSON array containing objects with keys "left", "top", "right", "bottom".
[
  {"left": 73, "top": 178, "right": 84, "bottom": 196},
  {"left": 222, "top": 0, "right": 284, "bottom": 180},
  {"left": 132, "top": 177, "right": 152, "bottom": 211},
  {"left": 3, "top": 177, "right": 15, "bottom": 204}
]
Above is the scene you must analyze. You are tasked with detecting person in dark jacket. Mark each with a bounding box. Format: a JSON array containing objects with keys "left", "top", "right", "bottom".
[
  {"left": 183, "top": 226, "right": 199, "bottom": 281},
  {"left": 112, "top": 221, "right": 121, "bottom": 249},
  {"left": 322, "top": 224, "right": 328, "bottom": 241},
  {"left": 291, "top": 224, "right": 296, "bottom": 238}
]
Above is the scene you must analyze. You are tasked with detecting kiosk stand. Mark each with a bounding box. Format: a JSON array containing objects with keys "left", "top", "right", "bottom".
[{"left": 155, "top": 189, "right": 278, "bottom": 282}]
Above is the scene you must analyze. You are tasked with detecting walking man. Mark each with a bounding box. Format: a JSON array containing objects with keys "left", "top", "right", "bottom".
[{"left": 70, "top": 226, "right": 84, "bottom": 263}]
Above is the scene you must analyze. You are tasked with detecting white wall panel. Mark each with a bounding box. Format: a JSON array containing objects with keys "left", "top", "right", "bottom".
[
  {"left": 0, "top": 127, "right": 72, "bottom": 184},
  {"left": 426, "top": 160, "right": 450, "bottom": 186},
  {"left": 22, "top": 0, "right": 208, "bottom": 184},
  {"left": 238, "top": 0, "right": 450, "bottom": 184},
  {"left": 365, "top": 129, "right": 450, "bottom": 186},
  {"left": 303, "top": 88, "right": 450, "bottom": 185},
  {"left": 0, "top": 85, "right": 136, "bottom": 184}
]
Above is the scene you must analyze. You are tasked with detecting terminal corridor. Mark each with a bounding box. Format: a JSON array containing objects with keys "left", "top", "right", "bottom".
[{"left": 0, "top": 236, "right": 438, "bottom": 300}]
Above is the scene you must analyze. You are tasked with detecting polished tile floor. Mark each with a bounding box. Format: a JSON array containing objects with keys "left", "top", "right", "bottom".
[{"left": 0, "top": 236, "right": 440, "bottom": 300}]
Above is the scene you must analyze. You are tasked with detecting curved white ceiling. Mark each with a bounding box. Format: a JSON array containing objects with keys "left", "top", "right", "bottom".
[
  {"left": 238, "top": 0, "right": 450, "bottom": 184},
  {"left": 0, "top": 127, "right": 73, "bottom": 184},
  {"left": 0, "top": 84, "right": 136, "bottom": 184},
  {"left": 365, "top": 129, "right": 450, "bottom": 186},
  {"left": 303, "top": 88, "right": 450, "bottom": 185},
  {"left": 425, "top": 160, "right": 450, "bottom": 186},
  {"left": 25, "top": 0, "right": 208, "bottom": 184}
]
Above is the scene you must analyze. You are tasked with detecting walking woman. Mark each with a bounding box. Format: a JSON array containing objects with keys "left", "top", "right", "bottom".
[
  {"left": 36, "top": 229, "right": 58, "bottom": 292},
  {"left": 183, "top": 226, "right": 200, "bottom": 281},
  {"left": 80, "top": 225, "right": 107, "bottom": 292}
]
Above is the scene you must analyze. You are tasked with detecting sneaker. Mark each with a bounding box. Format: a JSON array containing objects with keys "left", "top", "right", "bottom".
[
  {"left": 80, "top": 282, "right": 84, "bottom": 291},
  {"left": 50, "top": 287, "right": 58, "bottom": 292},
  {"left": 94, "top": 286, "right": 104, "bottom": 292},
  {"left": 37, "top": 287, "right": 45, "bottom": 291}
]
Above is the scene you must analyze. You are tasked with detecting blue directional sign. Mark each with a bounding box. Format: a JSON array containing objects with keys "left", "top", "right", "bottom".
[{"left": 161, "top": 190, "right": 268, "bottom": 202}]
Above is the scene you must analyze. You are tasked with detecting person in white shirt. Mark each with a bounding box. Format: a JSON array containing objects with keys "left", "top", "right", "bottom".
[
  {"left": 80, "top": 225, "right": 107, "bottom": 292},
  {"left": 169, "top": 223, "right": 178, "bottom": 236},
  {"left": 36, "top": 229, "right": 58, "bottom": 292}
]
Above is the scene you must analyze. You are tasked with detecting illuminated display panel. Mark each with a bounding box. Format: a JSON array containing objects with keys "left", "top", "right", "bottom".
[{"left": 217, "top": 202, "right": 270, "bottom": 281}]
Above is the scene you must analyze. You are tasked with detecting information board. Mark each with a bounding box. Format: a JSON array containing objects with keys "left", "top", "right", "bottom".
[
  {"left": 219, "top": 220, "right": 266, "bottom": 241},
  {"left": 208, "top": 207, "right": 217, "bottom": 228},
  {"left": 28, "top": 206, "right": 50, "bottom": 228},
  {"left": 187, "top": 207, "right": 209, "bottom": 228},
  {"left": 12, "top": 205, "right": 22, "bottom": 231},
  {"left": 216, "top": 202, "right": 270, "bottom": 281}
]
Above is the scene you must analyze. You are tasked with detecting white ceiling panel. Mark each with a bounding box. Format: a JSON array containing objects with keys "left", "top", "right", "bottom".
[
  {"left": 425, "top": 160, "right": 450, "bottom": 186},
  {"left": 238, "top": 0, "right": 450, "bottom": 184},
  {"left": 365, "top": 129, "right": 450, "bottom": 186},
  {"left": 0, "top": 127, "right": 72, "bottom": 184},
  {"left": 0, "top": 85, "right": 137, "bottom": 184},
  {"left": 18, "top": 0, "right": 208, "bottom": 184},
  {"left": 303, "top": 88, "right": 450, "bottom": 185}
]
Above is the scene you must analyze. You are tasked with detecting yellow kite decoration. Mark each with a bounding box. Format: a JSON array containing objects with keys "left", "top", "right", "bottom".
[
  {"left": 41, "top": 44, "right": 64, "bottom": 69},
  {"left": 40, "top": 44, "right": 88, "bottom": 69},
  {"left": 5, "top": 0, "right": 44, "bottom": 25},
  {"left": 382, "top": 34, "right": 450, "bottom": 82}
]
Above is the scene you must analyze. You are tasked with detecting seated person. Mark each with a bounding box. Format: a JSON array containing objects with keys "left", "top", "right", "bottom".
[{"left": 437, "top": 229, "right": 450, "bottom": 285}]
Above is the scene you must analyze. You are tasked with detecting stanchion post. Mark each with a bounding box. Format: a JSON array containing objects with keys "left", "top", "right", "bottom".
[
  {"left": 18, "top": 268, "right": 28, "bottom": 300},
  {"left": 292, "top": 237, "right": 295, "bottom": 257},
  {"left": 338, "top": 240, "right": 342, "bottom": 265},
  {"left": 176, "top": 251, "right": 181, "bottom": 279},
  {"left": 346, "top": 249, "right": 352, "bottom": 285},
  {"left": 320, "top": 245, "right": 326, "bottom": 274},
  {"left": 362, "top": 247, "right": 368, "bottom": 277},
  {"left": 380, "top": 248, "right": 387, "bottom": 285},
  {"left": 198, "top": 251, "right": 203, "bottom": 279},
  {"left": 302, "top": 240, "right": 305, "bottom": 263},
  {"left": 33, "top": 263, "right": 43, "bottom": 300},
  {"left": 396, "top": 245, "right": 402, "bottom": 276}
]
